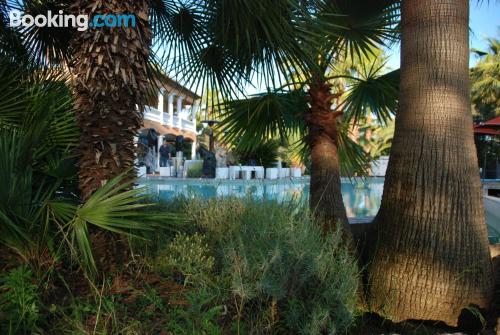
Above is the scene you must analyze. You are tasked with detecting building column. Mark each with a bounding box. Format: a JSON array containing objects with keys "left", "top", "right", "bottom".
[
  {"left": 167, "top": 93, "right": 175, "bottom": 126},
  {"left": 157, "top": 88, "right": 165, "bottom": 124},
  {"left": 157, "top": 135, "right": 163, "bottom": 173},
  {"left": 176, "top": 95, "right": 184, "bottom": 114},
  {"left": 192, "top": 100, "right": 200, "bottom": 132},
  {"left": 191, "top": 140, "right": 197, "bottom": 159},
  {"left": 176, "top": 96, "right": 184, "bottom": 128}
]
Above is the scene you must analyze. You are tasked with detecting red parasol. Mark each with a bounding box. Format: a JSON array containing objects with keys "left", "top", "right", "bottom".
[
  {"left": 474, "top": 127, "right": 500, "bottom": 136},
  {"left": 474, "top": 116, "right": 500, "bottom": 136},
  {"left": 482, "top": 116, "right": 500, "bottom": 127}
]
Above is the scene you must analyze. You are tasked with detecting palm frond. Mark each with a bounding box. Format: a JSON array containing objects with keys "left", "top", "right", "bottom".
[
  {"left": 217, "top": 90, "right": 307, "bottom": 151},
  {"left": 4, "top": 0, "right": 74, "bottom": 66},
  {"left": 207, "top": 0, "right": 312, "bottom": 87},
  {"left": 470, "top": 37, "right": 500, "bottom": 108},
  {"left": 337, "top": 123, "right": 370, "bottom": 177},
  {"left": 150, "top": 0, "right": 246, "bottom": 103},
  {"left": 150, "top": 0, "right": 316, "bottom": 100},
  {"left": 342, "top": 68, "right": 399, "bottom": 125},
  {"left": 313, "top": 0, "right": 400, "bottom": 63},
  {"left": 68, "top": 172, "right": 183, "bottom": 275},
  {"left": 0, "top": 129, "right": 33, "bottom": 251}
]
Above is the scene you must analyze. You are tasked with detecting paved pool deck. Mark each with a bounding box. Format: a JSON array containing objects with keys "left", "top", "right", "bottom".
[
  {"left": 483, "top": 180, "right": 500, "bottom": 194},
  {"left": 349, "top": 216, "right": 374, "bottom": 224}
]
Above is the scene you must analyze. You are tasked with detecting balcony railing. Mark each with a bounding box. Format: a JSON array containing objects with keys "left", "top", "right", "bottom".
[{"left": 143, "top": 105, "right": 196, "bottom": 133}]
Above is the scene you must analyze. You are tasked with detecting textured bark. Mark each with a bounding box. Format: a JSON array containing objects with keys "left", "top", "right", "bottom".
[
  {"left": 70, "top": 1, "right": 151, "bottom": 199},
  {"left": 368, "top": 0, "right": 494, "bottom": 326},
  {"left": 306, "top": 80, "right": 352, "bottom": 240}
]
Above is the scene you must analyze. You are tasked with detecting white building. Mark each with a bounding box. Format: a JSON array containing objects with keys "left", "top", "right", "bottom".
[{"left": 138, "top": 76, "right": 201, "bottom": 173}]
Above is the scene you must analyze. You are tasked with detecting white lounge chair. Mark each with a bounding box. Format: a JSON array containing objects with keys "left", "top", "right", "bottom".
[
  {"left": 255, "top": 167, "right": 265, "bottom": 179},
  {"left": 291, "top": 168, "right": 301, "bottom": 178},
  {"left": 229, "top": 166, "right": 241, "bottom": 179},
  {"left": 159, "top": 166, "right": 171, "bottom": 177},
  {"left": 216, "top": 167, "right": 229, "bottom": 179},
  {"left": 240, "top": 170, "right": 252, "bottom": 180},
  {"left": 279, "top": 168, "right": 290, "bottom": 178},
  {"left": 266, "top": 168, "right": 278, "bottom": 179}
]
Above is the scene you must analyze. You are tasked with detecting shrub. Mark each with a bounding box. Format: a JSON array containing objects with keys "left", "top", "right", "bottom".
[
  {"left": 164, "top": 288, "right": 224, "bottom": 334},
  {"left": 0, "top": 266, "right": 42, "bottom": 334},
  {"left": 135, "top": 287, "right": 166, "bottom": 319},
  {"left": 186, "top": 161, "right": 204, "bottom": 178},
  {"left": 186, "top": 198, "right": 359, "bottom": 334},
  {"left": 153, "top": 232, "right": 215, "bottom": 286},
  {"left": 185, "top": 197, "right": 246, "bottom": 241}
]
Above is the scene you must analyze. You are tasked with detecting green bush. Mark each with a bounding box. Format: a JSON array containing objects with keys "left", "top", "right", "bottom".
[
  {"left": 185, "top": 197, "right": 246, "bottom": 241},
  {"left": 185, "top": 198, "right": 359, "bottom": 334},
  {"left": 0, "top": 266, "right": 42, "bottom": 334},
  {"left": 153, "top": 232, "right": 215, "bottom": 286},
  {"left": 164, "top": 288, "right": 224, "bottom": 335},
  {"left": 186, "top": 161, "right": 204, "bottom": 178}
]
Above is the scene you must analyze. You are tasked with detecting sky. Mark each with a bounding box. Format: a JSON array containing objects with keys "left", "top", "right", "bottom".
[{"left": 386, "top": 1, "right": 500, "bottom": 69}]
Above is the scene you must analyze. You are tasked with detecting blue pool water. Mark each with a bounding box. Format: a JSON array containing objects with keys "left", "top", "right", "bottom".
[
  {"left": 139, "top": 177, "right": 499, "bottom": 241},
  {"left": 139, "top": 177, "right": 384, "bottom": 218}
]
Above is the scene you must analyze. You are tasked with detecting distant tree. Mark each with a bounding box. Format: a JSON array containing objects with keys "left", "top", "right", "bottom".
[
  {"left": 471, "top": 36, "right": 500, "bottom": 122},
  {"left": 356, "top": 117, "right": 394, "bottom": 160}
]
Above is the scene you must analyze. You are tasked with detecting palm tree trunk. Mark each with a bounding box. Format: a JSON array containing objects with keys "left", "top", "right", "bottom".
[
  {"left": 70, "top": 1, "right": 151, "bottom": 199},
  {"left": 368, "top": 0, "right": 494, "bottom": 325},
  {"left": 306, "top": 80, "right": 352, "bottom": 240}
]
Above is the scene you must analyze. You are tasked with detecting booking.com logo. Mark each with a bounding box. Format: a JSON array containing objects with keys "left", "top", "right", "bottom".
[{"left": 9, "top": 10, "right": 136, "bottom": 31}]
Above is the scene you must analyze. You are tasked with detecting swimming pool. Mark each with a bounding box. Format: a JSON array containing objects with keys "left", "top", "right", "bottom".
[
  {"left": 139, "top": 177, "right": 381, "bottom": 219},
  {"left": 139, "top": 176, "right": 499, "bottom": 241}
]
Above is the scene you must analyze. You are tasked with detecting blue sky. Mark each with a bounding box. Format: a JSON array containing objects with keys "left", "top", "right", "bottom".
[{"left": 386, "top": 1, "right": 500, "bottom": 69}]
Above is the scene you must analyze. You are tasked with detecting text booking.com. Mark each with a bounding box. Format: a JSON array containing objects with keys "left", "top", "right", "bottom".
[{"left": 9, "top": 10, "right": 136, "bottom": 31}]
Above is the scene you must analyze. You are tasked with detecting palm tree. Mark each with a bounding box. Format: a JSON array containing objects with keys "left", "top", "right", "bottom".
[
  {"left": 0, "top": 0, "right": 156, "bottom": 199},
  {"left": 368, "top": 0, "right": 494, "bottom": 325},
  {"left": 217, "top": 1, "right": 399, "bottom": 237},
  {"left": 69, "top": 0, "right": 153, "bottom": 199},
  {"left": 471, "top": 36, "right": 500, "bottom": 121}
]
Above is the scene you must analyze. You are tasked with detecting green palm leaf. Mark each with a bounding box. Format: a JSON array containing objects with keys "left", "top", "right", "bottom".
[
  {"left": 312, "top": 0, "right": 400, "bottom": 66},
  {"left": 67, "top": 172, "right": 182, "bottom": 275},
  {"left": 217, "top": 90, "right": 307, "bottom": 150},
  {"left": 4, "top": 0, "right": 73, "bottom": 66},
  {"left": 342, "top": 68, "right": 399, "bottom": 125},
  {"left": 217, "top": 89, "right": 370, "bottom": 176},
  {"left": 471, "top": 37, "right": 500, "bottom": 110},
  {"left": 337, "top": 123, "right": 370, "bottom": 177}
]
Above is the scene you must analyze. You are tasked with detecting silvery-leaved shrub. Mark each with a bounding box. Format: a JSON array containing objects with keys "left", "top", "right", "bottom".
[
  {"left": 188, "top": 198, "right": 359, "bottom": 334},
  {"left": 185, "top": 197, "right": 246, "bottom": 240},
  {"left": 153, "top": 232, "right": 215, "bottom": 286}
]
